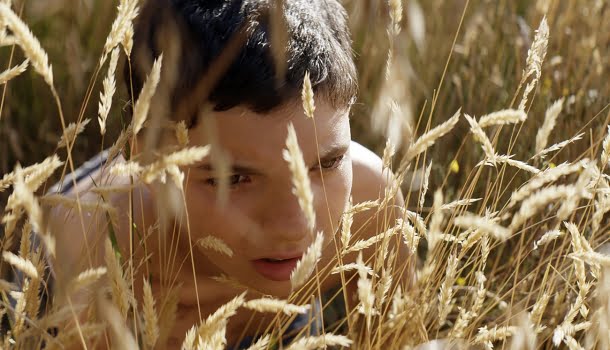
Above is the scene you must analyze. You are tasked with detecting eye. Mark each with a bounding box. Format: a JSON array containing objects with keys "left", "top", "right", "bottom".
[
  {"left": 204, "top": 174, "right": 252, "bottom": 188},
  {"left": 315, "top": 155, "right": 345, "bottom": 171}
]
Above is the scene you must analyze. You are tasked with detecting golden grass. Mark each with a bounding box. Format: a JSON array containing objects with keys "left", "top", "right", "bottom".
[{"left": 0, "top": 0, "right": 609, "bottom": 349}]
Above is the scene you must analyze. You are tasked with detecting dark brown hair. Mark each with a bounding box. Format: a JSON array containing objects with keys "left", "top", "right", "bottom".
[{"left": 128, "top": 0, "right": 358, "bottom": 124}]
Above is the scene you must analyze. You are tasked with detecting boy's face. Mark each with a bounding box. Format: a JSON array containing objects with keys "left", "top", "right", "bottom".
[{"left": 182, "top": 99, "right": 352, "bottom": 296}]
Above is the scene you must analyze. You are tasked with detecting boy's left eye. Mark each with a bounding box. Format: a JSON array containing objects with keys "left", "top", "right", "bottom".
[{"left": 314, "top": 155, "right": 345, "bottom": 171}]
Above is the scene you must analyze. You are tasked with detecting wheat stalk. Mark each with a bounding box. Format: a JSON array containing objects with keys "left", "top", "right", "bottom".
[
  {"left": 602, "top": 125, "right": 610, "bottom": 167},
  {"left": 57, "top": 118, "right": 90, "bottom": 148},
  {"left": 197, "top": 292, "right": 246, "bottom": 347},
  {"left": 98, "top": 47, "right": 119, "bottom": 136},
  {"left": 290, "top": 231, "right": 324, "bottom": 291},
  {"left": 453, "top": 213, "right": 511, "bottom": 241},
  {"left": 302, "top": 71, "right": 315, "bottom": 119},
  {"left": 2, "top": 251, "right": 38, "bottom": 280},
  {"left": 101, "top": 0, "right": 138, "bottom": 64},
  {"left": 519, "top": 16, "right": 549, "bottom": 110},
  {"left": 175, "top": 120, "right": 189, "bottom": 147},
  {"left": 464, "top": 113, "right": 495, "bottom": 159},
  {"left": 532, "top": 132, "right": 585, "bottom": 160},
  {"left": 483, "top": 154, "right": 540, "bottom": 174},
  {"left": 197, "top": 236, "right": 234, "bottom": 257},
  {"left": 382, "top": 139, "right": 396, "bottom": 170},
  {"left": 0, "top": 58, "right": 28, "bottom": 85},
  {"left": 418, "top": 161, "right": 432, "bottom": 208},
  {"left": 104, "top": 238, "right": 132, "bottom": 320},
  {"left": 533, "top": 229, "right": 564, "bottom": 250},
  {"left": 242, "top": 334, "right": 270, "bottom": 350},
  {"left": 68, "top": 267, "right": 107, "bottom": 293},
  {"left": 142, "top": 278, "right": 159, "bottom": 349},
  {"left": 440, "top": 197, "right": 481, "bottom": 211},
  {"left": 283, "top": 123, "right": 316, "bottom": 231},
  {"left": 340, "top": 198, "right": 353, "bottom": 248},
  {"left": 0, "top": 3, "right": 53, "bottom": 87},
  {"left": 535, "top": 98, "right": 564, "bottom": 155},
  {"left": 478, "top": 109, "right": 527, "bottom": 128},
  {"left": 510, "top": 185, "right": 575, "bottom": 230},
  {"left": 509, "top": 161, "right": 583, "bottom": 207},
  {"left": 331, "top": 263, "right": 376, "bottom": 277},
  {"left": 284, "top": 334, "right": 353, "bottom": 350},
  {"left": 243, "top": 298, "right": 311, "bottom": 315},
  {"left": 403, "top": 108, "right": 461, "bottom": 163},
  {"left": 132, "top": 54, "right": 163, "bottom": 135}
]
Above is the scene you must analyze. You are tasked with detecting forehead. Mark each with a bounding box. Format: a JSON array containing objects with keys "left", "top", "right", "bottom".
[{"left": 191, "top": 100, "right": 351, "bottom": 162}]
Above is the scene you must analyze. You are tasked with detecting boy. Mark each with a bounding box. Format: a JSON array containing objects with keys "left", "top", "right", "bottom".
[{"left": 51, "top": 0, "right": 412, "bottom": 348}]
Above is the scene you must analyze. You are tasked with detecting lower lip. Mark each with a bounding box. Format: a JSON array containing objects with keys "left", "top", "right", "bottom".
[{"left": 251, "top": 258, "right": 300, "bottom": 281}]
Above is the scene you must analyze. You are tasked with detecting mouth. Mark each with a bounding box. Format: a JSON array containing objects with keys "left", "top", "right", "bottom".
[{"left": 251, "top": 255, "right": 302, "bottom": 281}]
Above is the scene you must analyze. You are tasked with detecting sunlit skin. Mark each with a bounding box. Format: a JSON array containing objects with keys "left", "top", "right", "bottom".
[{"left": 50, "top": 98, "right": 409, "bottom": 348}]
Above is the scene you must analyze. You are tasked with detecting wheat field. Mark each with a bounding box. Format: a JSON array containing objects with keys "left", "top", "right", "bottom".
[{"left": 0, "top": 0, "right": 609, "bottom": 349}]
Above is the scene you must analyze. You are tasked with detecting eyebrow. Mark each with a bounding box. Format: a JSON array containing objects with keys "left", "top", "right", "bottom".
[
  {"left": 197, "top": 163, "right": 260, "bottom": 174},
  {"left": 197, "top": 144, "right": 350, "bottom": 173}
]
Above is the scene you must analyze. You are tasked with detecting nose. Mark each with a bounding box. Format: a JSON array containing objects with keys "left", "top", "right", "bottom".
[{"left": 258, "top": 184, "right": 313, "bottom": 244}]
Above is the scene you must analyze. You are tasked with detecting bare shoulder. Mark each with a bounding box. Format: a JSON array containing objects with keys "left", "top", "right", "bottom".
[{"left": 349, "top": 141, "right": 399, "bottom": 206}]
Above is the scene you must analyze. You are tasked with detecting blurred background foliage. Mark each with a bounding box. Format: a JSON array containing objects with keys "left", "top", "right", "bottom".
[{"left": 0, "top": 0, "right": 608, "bottom": 206}]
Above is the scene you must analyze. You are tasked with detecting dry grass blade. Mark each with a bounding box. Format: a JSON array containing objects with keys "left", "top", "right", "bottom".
[
  {"left": 389, "top": 0, "right": 403, "bottom": 35},
  {"left": 569, "top": 251, "right": 610, "bottom": 268},
  {"left": 57, "top": 118, "right": 90, "bottom": 148},
  {"left": 290, "top": 231, "right": 324, "bottom": 291},
  {"left": 132, "top": 54, "right": 163, "bottom": 135},
  {"left": 419, "top": 162, "right": 432, "bottom": 208},
  {"left": 356, "top": 252, "right": 375, "bottom": 318},
  {"left": 478, "top": 109, "right": 527, "bottom": 128},
  {"left": 0, "top": 3, "right": 53, "bottom": 86},
  {"left": 197, "top": 236, "right": 234, "bottom": 257},
  {"left": 102, "top": 0, "right": 138, "bottom": 63},
  {"left": 342, "top": 223, "right": 400, "bottom": 255},
  {"left": 509, "top": 161, "right": 583, "bottom": 207},
  {"left": 175, "top": 120, "right": 189, "bottom": 147},
  {"left": 0, "top": 58, "right": 28, "bottom": 84},
  {"left": 348, "top": 200, "right": 379, "bottom": 214},
  {"left": 142, "top": 278, "right": 159, "bottom": 349},
  {"left": 440, "top": 198, "right": 481, "bottom": 211},
  {"left": 283, "top": 123, "right": 316, "bottom": 231},
  {"left": 340, "top": 198, "right": 353, "bottom": 248},
  {"left": 331, "top": 263, "right": 376, "bottom": 277},
  {"left": 602, "top": 125, "right": 610, "bottom": 167},
  {"left": 243, "top": 334, "right": 271, "bottom": 350},
  {"left": 142, "top": 145, "right": 210, "bottom": 184},
  {"left": 524, "top": 16, "right": 549, "bottom": 82},
  {"left": 97, "top": 294, "right": 139, "bottom": 349},
  {"left": 243, "top": 298, "right": 310, "bottom": 315},
  {"left": 532, "top": 132, "right": 585, "bottom": 160},
  {"left": 533, "top": 230, "right": 564, "bottom": 250},
  {"left": 404, "top": 108, "right": 461, "bottom": 162},
  {"left": 2, "top": 251, "right": 38, "bottom": 279},
  {"left": 98, "top": 47, "right": 119, "bottom": 135},
  {"left": 464, "top": 113, "right": 495, "bottom": 159},
  {"left": 104, "top": 238, "right": 131, "bottom": 320},
  {"left": 284, "top": 334, "right": 353, "bottom": 350},
  {"left": 438, "top": 254, "right": 459, "bottom": 326},
  {"left": 483, "top": 154, "right": 540, "bottom": 174},
  {"left": 453, "top": 213, "right": 511, "bottom": 241},
  {"left": 197, "top": 292, "right": 246, "bottom": 347},
  {"left": 535, "top": 98, "right": 564, "bottom": 155},
  {"left": 69, "top": 267, "right": 107, "bottom": 292},
  {"left": 510, "top": 185, "right": 574, "bottom": 230},
  {"left": 382, "top": 139, "right": 396, "bottom": 169},
  {"left": 302, "top": 71, "right": 315, "bottom": 119}
]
